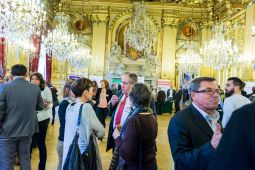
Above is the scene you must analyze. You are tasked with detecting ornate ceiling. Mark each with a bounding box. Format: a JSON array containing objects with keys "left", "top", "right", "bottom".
[{"left": 44, "top": 0, "right": 251, "bottom": 26}]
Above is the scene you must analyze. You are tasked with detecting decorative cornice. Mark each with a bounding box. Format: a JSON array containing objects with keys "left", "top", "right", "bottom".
[
  {"left": 162, "top": 17, "right": 180, "bottom": 27},
  {"left": 162, "top": 10, "right": 179, "bottom": 27},
  {"left": 200, "top": 21, "right": 211, "bottom": 30},
  {"left": 91, "top": 13, "right": 109, "bottom": 23},
  {"left": 109, "top": 7, "right": 130, "bottom": 13}
]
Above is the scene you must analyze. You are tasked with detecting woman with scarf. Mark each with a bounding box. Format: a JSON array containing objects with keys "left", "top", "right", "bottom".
[{"left": 113, "top": 83, "right": 158, "bottom": 170}]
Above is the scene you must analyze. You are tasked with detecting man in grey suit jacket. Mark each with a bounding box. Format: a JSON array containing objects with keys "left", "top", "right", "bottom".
[{"left": 0, "top": 64, "right": 44, "bottom": 170}]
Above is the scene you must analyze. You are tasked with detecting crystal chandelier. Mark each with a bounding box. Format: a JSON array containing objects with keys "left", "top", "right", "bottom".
[
  {"left": 68, "top": 48, "right": 92, "bottom": 68},
  {"left": 200, "top": 23, "right": 239, "bottom": 70},
  {"left": 177, "top": 42, "right": 202, "bottom": 74},
  {"left": 0, "top": 0, "right": 46, "bottom": 50},
  {"left": 43, "top": 13, "right": 79, "bottom": 61},
  {"left": 43, "top": 13, "right": 92, "bottom": 66},
  {"left": 124, "top": 4, "right": 156, "bottom": 51}
]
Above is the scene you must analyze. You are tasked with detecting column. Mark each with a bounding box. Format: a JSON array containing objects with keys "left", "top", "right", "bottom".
[
  {"left": 90, "top": 13, "right": 109, "bottom": 77},
  {"left": 161, "top": 16, "right": 179, "bottom": 86},
  {"left": 243, "top": 3, "right": 255, "bottom": 81},
  {"left": 200, "top": 22, "right": 213, "bottom": 77}
]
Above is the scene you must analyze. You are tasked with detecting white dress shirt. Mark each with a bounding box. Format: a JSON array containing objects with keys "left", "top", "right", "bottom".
[
  {"left": 113, "top": 95, "right": 131, "bottom": 128},
  {"left": 192, "top": 103, "right": 220, "bottom": 132}
]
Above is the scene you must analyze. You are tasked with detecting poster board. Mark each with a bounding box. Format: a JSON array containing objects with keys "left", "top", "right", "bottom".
[
  {"left": 157, "top": 79, "right": 171, "bottom": 93},
  {"left": 89, "top": 75, "right": 103, "bottom": 88},
  {"left": 244, "top": 82, "right": 255, "bottom": 94}
]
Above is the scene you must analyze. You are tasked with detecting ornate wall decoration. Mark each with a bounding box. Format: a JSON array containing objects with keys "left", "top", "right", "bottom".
[
  {"left": 177, "top": 18, "right": 200, "bottom": 41},
  {"left": 181, "top": 24, "right": 197, "bottom": 39},
  {"left": 126, "top": 45, "right": 142, "bottom": 60},
  {"left": 71, "top": 16, "right": 91, "bottom": 34}
]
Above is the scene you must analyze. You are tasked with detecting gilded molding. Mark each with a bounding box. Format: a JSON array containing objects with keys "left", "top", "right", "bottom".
[
  {"left": 200, "top": 21, "right": 211, "bottom": 30},
  {"left": 109, "top": 7, "right": 130, "bottom": 13},
  {"left": 162, "top": 17, "right": 180, "bottom": 27},
  {"left": 91, "top": 13, "right": 109, "bottom": 23},
  {"left": 109, "top": 9, "right": 132, "bottom": 29}
]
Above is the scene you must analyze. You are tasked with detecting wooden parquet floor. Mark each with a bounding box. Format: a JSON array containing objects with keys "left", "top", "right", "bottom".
[{"left": 14, "top": 114, "right": 174, "bottom": 170}]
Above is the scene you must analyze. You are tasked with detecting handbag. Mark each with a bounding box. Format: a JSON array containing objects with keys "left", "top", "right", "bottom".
[
  {"left": 81, "top": 132, "right": 98, "bottom": 170},
  {"left": 63, "top": 104, "right": 85, "bottom": 170}
]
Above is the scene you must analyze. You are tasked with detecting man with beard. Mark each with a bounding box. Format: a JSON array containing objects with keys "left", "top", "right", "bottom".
[{"left": 222, "top": 77, "right": 251, "bottom": 128}]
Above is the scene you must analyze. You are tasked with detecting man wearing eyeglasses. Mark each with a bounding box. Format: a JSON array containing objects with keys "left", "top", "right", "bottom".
[
  {"left": 222, "top": 77, "right": 251, "bottom": 128},
  {"left": 168, "top": 77, "right": 223, "bottom": 170},
  {"left": 106, "top": 72, "right": 137, "bottom": 151},
  {"left": 106, "top": 72, "right": 137, "bottom": 169}
]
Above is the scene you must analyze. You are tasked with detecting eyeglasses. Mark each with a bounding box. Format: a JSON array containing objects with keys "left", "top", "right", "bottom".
[
  {"left": 193, "top": 88, "right": 221, "bottom": 96},
  {"left": 121, "top": 81, "right": 130, "bottom": 85}
]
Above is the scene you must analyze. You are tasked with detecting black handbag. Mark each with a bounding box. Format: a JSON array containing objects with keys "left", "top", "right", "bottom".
[
  {"left": 82, "top": 132, "right": 98, "bottom": 170},
  {"left": 63, "top": 104, "right": 85, "bottom": 170}
]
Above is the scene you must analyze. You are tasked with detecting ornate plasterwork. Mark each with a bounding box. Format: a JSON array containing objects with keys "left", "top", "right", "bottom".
[
  {"left": 162, "top": 17, "right": 180, "bottom": 27},
  {"left": 109, "top": 7, "right": 160, "bottom": 31},
  {"left": 91, "top": 13, "right": 109, "bottom": 23}
]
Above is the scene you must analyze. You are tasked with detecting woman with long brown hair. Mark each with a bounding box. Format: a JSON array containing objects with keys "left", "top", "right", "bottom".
[{"left": 30, "top": 72, "right": 53, "bottom": 170}]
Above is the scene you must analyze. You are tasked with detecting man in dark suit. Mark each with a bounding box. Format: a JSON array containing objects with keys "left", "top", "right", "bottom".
[
  {"left": 168, "top": 77, "right": 223, "bottom": 170},
  {"left": 107, "top": 72, "right": 137, "bottom": 152},
  {"left": 167, "top": 85, "right": 176, "bottom": 100},
  {"left": 173, "top": 88, "right": 182, "bottom": 113},
  {"left": 208, "top": 103, "right": 255, "bottom": 170},
  {"left": 0, "top": 64, "right": 44, "bottom": 170}
]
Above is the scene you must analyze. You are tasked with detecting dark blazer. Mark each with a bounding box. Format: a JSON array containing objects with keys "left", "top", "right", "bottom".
[
  {"left": 106, "top": 92, "right": 123, "bottom": 151},
  {"left": 173, "top": 89, "right": 182, "bottom": 103},
  {"left": 168, "top": 104, "right": 215, "bottom": 170},
  {"left": 167, "top": 89, "right": 176, "bottom": 99},
  {"left": 208, "top": 103, "right": 255, "bottom": 170},
  {"left": 106, "top": 91, "right": 156, "bottom": 151},
  {"left": 0, "top": 77, "right": 44, "bottom": 137},
  {"left": 95, "top": 88, "right": 112, "bottom": 107}
]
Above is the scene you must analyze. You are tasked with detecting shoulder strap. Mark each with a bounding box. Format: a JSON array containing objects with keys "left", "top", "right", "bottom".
[
  {"left": 135, "top": 115, "right": 143, "bottom": 170},
  {"left": 76, "top": 104, "right": 84, "bottom": 133}
]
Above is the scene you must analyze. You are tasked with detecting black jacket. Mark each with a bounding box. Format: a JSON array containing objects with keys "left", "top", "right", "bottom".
[
  {"left": 168, "top": 104, "right": 215, "bottom": 170},
  {"left": 208, "top": 103, "right": 255, "bottom": 170},
  {"left": 95, "top": 88, "right": 112, "bottom": 107}
]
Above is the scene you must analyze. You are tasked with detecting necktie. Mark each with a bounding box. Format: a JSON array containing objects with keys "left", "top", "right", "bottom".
[
  {"left": 206, "top": 115, "right": 212, "bottom": 127},
  {"left": 115, "top": 95, "right": 128, "bottom": 126}
]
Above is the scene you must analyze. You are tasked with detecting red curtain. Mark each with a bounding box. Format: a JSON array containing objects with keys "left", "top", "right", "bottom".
[
  {"left": 0, "top": 38, "right": 6, "bottom": 77},
  {"left": 46, "top": 53, "right": 52, "bottom": 83},
  {"left": 29, "top": 35, "right": 41, "bottom": 73}
]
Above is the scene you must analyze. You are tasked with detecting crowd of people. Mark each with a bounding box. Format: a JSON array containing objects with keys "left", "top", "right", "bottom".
[{"left": 0, "top": 64, "right": 255, "bottom": 170}]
